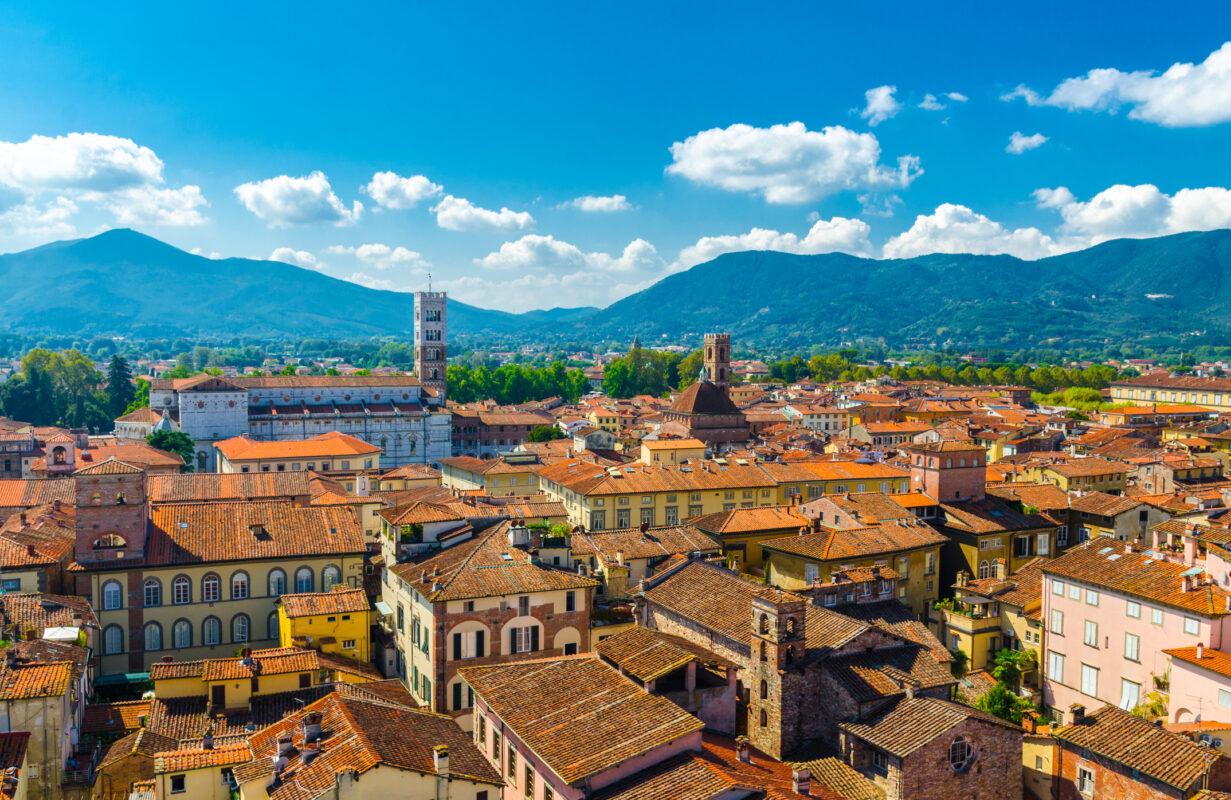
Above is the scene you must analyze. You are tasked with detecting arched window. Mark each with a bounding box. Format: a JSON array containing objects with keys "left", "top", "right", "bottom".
[
  {"left": 203, "top": 617, "right": 221, "bottom": 646},
  {"left": 231, "top": 572, "right": 249, "bottom": 600},
  {"left": 143, "top": 578, "right": 162, "bottom": 607},
  {"left": 172, "top": 620, "right": 192, "bottom": 648},
  {"left": 172, "top": 576, "right": 191, "bottom": 605},
  {"left": 268, "top": 611, "right": 280, "bottom": 641},
  {"left": 94, "top": 534, "right": 125, "bottom": 550},
  {"left": 408, "top": 437, "right": 416, "bottom": 454},
  {"left": 322, "top": 565, "right": 341, "bottom": 591},
  {"left": 269, "top": 569, "right": 287, "bottom": 597},
  {"left": 115, "top": 492, "right": 127, "bottom": 505},
  {"left": 52, "top": 447, "right": 66, "bottom": 465},
  {"left": 103, "top": 625, "right": 123, "bottom": 654},
  {"left": 232, "top": 614, "right": 249, "bottom": 643},
  {"left": 295, "top": 567, "right": 314, "bottom": 593},
  {"left": 758, "top": 613, "right": 769, "bottom": 635},
  {"left": 948, "top": 737, "right": 975, "bottom": 772},
  {"left": 759, "top": 708, "right": 768, "bottom": 727},
  {"left": 760, "top": 680, "right": 768, "bottom": 699},
  {"left": 196, "top": 451, "right": 207, "bottom": 470},
  {"left": 102, "top": 580, "right": 123, "bottom": 610},
  {"left": 978, "top": 561, "right": 991, "bottom": 579},
  {"left": 785, "top": 618, "right": 796, "bottom": 637},
  {"left": 144, "top": 622, "right": 162, "bottom": 652},
  {"left": 202, "top": 574, "right": 221, "bottom": 603}
]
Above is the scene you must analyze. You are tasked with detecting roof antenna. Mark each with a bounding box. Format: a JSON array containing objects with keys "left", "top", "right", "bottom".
[{"left": 428, "top": 272, "right": 432, "bottom": 292}]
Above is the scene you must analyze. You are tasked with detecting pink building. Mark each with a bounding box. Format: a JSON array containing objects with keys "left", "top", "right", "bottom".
[
  {"left": 1041, "top": 538, "right": 1231, "bottom": 716},
  {"left": 1165, "top": 645, "right": 1231, "bottom": 724},
  {"left": 460, "top": 655, "right": 705, "bottom": 800}
]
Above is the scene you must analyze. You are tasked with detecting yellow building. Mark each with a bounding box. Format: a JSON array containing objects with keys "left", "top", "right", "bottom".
[
  {"left": 277, "top": 586, "right": 372, "bottom": 663},
  {"left": 587, "top": 406, "right": 619, "bottom": 433},
  {"left": 938, "top": 559, "right": 1045, "bottom": 678},
  {"left": 83, "top": 501, "right": 366, "bottom": 676},
  {"left": 213, "top": 431, "right": 381, "bottom": 474},
  {"left": 569, "top": 524, "right": 720, "bottom": 598},
  {"left": 639, "top": 439, "right": 706, "bottom": 465},
  {"left": 537, "top": 457, "right": 910, "bottom": 531},
  {"left": 1019, "top": 457, "right": 1128, "bottom": 494},
  {"left": 437, "top": 452, "right": 544, "bottom": 496},
  {"left": 154, "top": 743, "right": 251, "bottom": 800},
  {"left": 688, "top": 506, "right": 810, "bottom": 571},
  {"left": 760, "top": 518, "right": 947, "bottom": 618},
  {"left": 375, "top": 464, "right": 442, "bottom": 491}
]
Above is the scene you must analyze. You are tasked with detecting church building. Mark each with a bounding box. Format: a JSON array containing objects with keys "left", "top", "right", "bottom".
[{"left": 661, "top": 333, "right": 751, "bottom": 445}]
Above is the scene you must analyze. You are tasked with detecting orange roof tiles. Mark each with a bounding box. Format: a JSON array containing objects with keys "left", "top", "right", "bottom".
[
  {"left": 1165, "top": 645, "right": 1231, "bottom": 679},
  {"left": 0, "top": 479, "right": 73, "bottom": 510},
  {"left": 147, "top": 472, "right": 311, "bottom": 503},
  {"left": 689, "top": 506, "right": 808, "bottom": 535},
  {"left": 215, "top": 431, "right": 380, "bottom": 463},
  {"left": 0, "top": 659, "right": 72, "bottom": 699},
  {"left": 570, "top": 525, "right": 720, "bottom": 563},
  {"left": 461, "top": 656, "right": 705, "bottom": 784},
  {"left": 155, "top": 742, "right": 252, "bottom": 772},
  {"left": 595, "top": 626, "right": 736, "bottom": 682},
  {"left": 761, "top": 520, "right": 947, "bottom": 562},
  {"left": 279, "top": 586, "right": 369, "bottom": 618},
  {"left": 83, "top": 700, "right": 152, "bottom": 735},
  {"left": 838, "top": 694, "right": 1018, "bottom": 757}
]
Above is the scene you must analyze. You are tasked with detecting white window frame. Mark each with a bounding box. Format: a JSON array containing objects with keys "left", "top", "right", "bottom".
[
  {"left": 1050, "top": 609, "right": 1064, "bottom": 635},
  {"left": 1083, "top": 620, "right": 1098, "bottom": 647},
  {"left": 1126, "top": 601, "right": 1140, "bottom": 619},
  {"left": 1047, "top": 651, "right": 1064, "bottom": 681},
  {"left": 1124, "top": 632, "right": 1140, "bottom": 662},
  {"left": 1185, "top": 617, "right": 1201, "bottom": 636},
  {"left": 1080, "top": 663, "right": 1099, "bottom": 697}
]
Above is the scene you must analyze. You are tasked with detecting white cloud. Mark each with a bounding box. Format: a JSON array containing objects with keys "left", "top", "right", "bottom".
[
  {"left": 675, "top": 217, "right": 873, "bottom": 269},
  {"left": 1004, "top": 42, "right": 1231, "bottom": 127},
  {"left": 431, "top": 194, "right": 534, "bottom": 232},
  {"left": 436, "top": 270, "right": 655, "bottom": 313},
  {"left": 1006, "top": 131, "right": 1049, "bottom": 154},
  {"left": 0, "top": 132, "right": 206, "bottom": 228},
  {"left": 270, "top": 247, "right": 322, "bottom": 269},
  {"left": 189, "top": 247, "right": 224, "bottom": 260},
  {"left": 1035, "top": 182, "right": 1231, "bottom": 243},
  {"left": 918, "top": 93, "right": 945, "bottom": 111},
  {"left": 882, "top": 203, "right": 1061, "bottom": 260},
  {"left": 666, "top": 121, "right": 921, "bottom": 204},
  {"left": 234, "top": 171, "right": 362, "bottom": 227},
  {"left": 325, "top": 243, "right": 429, "bottom": 270},
  {"left": 363, "top": 171, "right": 442, "bottom": 209},
  {"left": 476, "top": 235, "right": 659, "bottom": 273},
  {"left": 344, "top": 271, "right": 400, "bottom": 291},
  {"left": 947, "top": 92, "right": 969, "bottom": 102},
  {"left": 860, "top": 85, "right": 901, "bottom": 126},
  {"left": 0, "top": 197, "right": 77, "bottom": 236},
  {"left": 561, "top": 194, "right": 631, "bottom": 212}
]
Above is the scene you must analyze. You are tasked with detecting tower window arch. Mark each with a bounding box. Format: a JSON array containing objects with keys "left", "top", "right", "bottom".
[
  {"left": 760, "top": 709, "right": 768, "bottom": 727},
  {"left": 102, "top": 580, "right": 123, "bottom": 610},
  {"left": 143, "top": 578, "right": 162, "bottom": 607},
  {"left": 322, "top": 565, "right": 341, "bottom": 591},
  {"left": 231, "top": 571, "right": 249, "bottom": 600},
  {"left": 758, "top": 613, "right": 769, "bottom": 635},
  {"left": 760, "top": 679, "right": 768, "bottom": 699},
  {"left": 52, "top": 447, "right": 66, "bottom": 465}
]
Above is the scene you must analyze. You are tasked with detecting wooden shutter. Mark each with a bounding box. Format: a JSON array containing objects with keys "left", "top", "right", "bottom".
[
  {"left": 510, "top": 626, "right": 518, "bottom": 653},
  {"left": 476, "top": 629, "right": 485, "bottom": 658},
  {"left": 452, "top": 681, "right": 462, "bottom": 711},
  {"left": 453, "top": 632, "right": 462, "bottom": 660},
  {"left": 531, "top": 626, "right": 540, "bottom": 652}
]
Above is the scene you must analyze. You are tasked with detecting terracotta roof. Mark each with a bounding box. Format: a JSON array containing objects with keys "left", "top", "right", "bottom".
[
  {"left": 904, "top": 441, "right": 985, "bottom": 454},
  {"left": 960, "top": 558, "right": 1046, "bottom": 619},
  {"left": 379, "top": 464, "right": 441, "bottom": 480},
  {"left": 689, "top": 506, "right": 809, "bottom": 535},
  {"left": 761, "top": 520, "right": 947, "bottom": 562},
  {"left": 244, "top": 693, "right": 501, "bottom": 797},
  {"left": 786, "top": 740, "right": 885, "bottom": 800},
  {"left": 73, "top": 457, "right": 145, "bottom": 475},
  {"left": 462, "top": 656, "right": 705, "bottom": 784},
  {"left": 1164, "top": 645, "right": 1231, "bottom": 679},
  {"left": 215, "top": 431, "right": 380, "bottom": 462},
  {"left": 538, "top": 458, "right": 775, "bottom": 497},
  {"left": 1068, "top": 492, "right": 1143, "bottom": 516},
  {"left": 642, "top": 438, "right": 706, "bottom": 450},
  {"left": 147, "top": 472, "right": 311, "bottom": 503},
  {"left": 0, "top": 593, "right": 95, "bottom": 630},
  {"left": 376, "top": 501, "right": 463, "bottom": 526},
  {"left": 97, "top": 728, "right": 178, "bottom": 769},
  {"left": 669, "top": 381, "right": 740, "bottom": 415},
  {"left": 803, "top": 492, "right": 916, "bottom": 524},
  {"left": 154, "top": 375, "right": 420, "bottom": 391},
  {"left": 83, "top": 700, "right": 152, "bottom": 735},
  {"left": 0, "top": 732, "right": 29, "bottom": 784},
  {"left": 823, "top": 647, "right": 955, "bottom": 702},
  {"left": 279, "top": 586, "right": 369, "bottom": 617},
  {"left": 1055, "top": 705, "right": 1224, "bottom": 789},
  {"left": 0, "top": 659, "right": 72, "bottom": 699},
  {"left": 985, "top": 482, "right": 1071, "bottom": 511},
  {"left": 1034, "top": 457, "right": 1126, "bottom": 477},
  {"left": 155, "top": 742, "right": 252, "bottom": 773},
  {"left": 571, "top": 525, "right": 720, "bottom": 562},
  {"left": 595, "top": 626, "right": 736, "bottom": 682},
  {"left": 148, "top": 647, "right": 374, "bottom": 683},
  {"left": 0, "top": 480, "right": 73, "bottom": 510},
  {"left": 838, "top": 694, "right": 1019, "bottom": 757},
  {"left": 388, "top": 523, "right": 598, "bottom": 602},
  {"left": 0, "top": 506, "right": 75, "bottom": 567},
  {"left": 939, "top": 497, "right": 1056, "bottom": 535},
  {"left": 1043, "top": 538, "right": 1231, "bottom": 616},
  {"left": 836, "top": 600, "right": 951, "bottom": 660}
]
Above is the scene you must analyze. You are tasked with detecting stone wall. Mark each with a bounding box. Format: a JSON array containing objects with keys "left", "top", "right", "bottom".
[{"left": 892, "top": 715, "right": 1022, "bottom": 800}]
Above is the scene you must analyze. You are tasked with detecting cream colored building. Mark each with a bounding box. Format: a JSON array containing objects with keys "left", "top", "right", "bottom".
[
  {"left": 639, "top": 439, "right": 706, "bottom": 465},
  {"left": 213, "top": 431, "right": 381, "bottom": 474},
  {"left": 437, "top": 452, "right": 544, "bottom": 496}
]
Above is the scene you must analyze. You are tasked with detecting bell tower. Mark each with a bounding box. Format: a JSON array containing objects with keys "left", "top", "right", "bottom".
[
  {"left": 73, "top": 460, "right": 149, "bottom": 565},
  {"left": 749, "top": 591, "right": 807, "bottom": 758},
  {"left": 414, "top": 290, "right": 447, "bottom": 403},
  {"left": 703, "top": 333, "right": 731, "bottom": 390}
]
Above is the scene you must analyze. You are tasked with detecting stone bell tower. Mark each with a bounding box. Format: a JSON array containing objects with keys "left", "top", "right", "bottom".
[
  {"left": 703, "top": 333, "right": 731, "bottom": 390},
  {"left": 414, "top": 290, "right": 447, "bottom": 402},
  {"left": 749, "top": 591, "right": 807, "bottom": 758}
]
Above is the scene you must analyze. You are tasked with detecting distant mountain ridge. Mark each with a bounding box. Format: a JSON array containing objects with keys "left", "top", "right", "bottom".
[{"left": 2, "top": 227, "right": 1230, "bottom": 347}]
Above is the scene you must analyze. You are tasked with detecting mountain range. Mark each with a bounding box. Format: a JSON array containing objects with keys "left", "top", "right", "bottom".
[{"left": 2, "top": 227, "right": 1229, "bottom": 348}]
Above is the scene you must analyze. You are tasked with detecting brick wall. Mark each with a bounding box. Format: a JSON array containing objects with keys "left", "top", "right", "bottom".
[
  {"left": 1055, "top": 742, "right": 1192, "bottom": 800},
  {"left": 891, "top": 715, "right": 1022, "bottom": 800}
]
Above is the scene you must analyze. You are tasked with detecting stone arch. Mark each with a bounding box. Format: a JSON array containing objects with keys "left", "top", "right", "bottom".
[{"left": 552, "top": 626, "right": 581, "bottom": 653}]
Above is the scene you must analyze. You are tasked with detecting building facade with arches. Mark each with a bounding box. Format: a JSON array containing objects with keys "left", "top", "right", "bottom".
[{"left": 71, "top": 462, "right": 366, "bottom": 676}]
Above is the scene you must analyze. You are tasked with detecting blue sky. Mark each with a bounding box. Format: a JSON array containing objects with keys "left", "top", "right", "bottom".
[{"left": 2, "top": 2, "right": 1231, "bottom": 311}]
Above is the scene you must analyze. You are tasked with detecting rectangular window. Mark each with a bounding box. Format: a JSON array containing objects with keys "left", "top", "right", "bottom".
[
  {"left": 1084, "top": 620, "right": 1098, "bottom": 647},
  {"left": 492, "top": 730, "right": 501, "bottom": 762},
  {"left": 1080, "top": 664, "right": 1099, "bottom": 697},
  {"left": 477, "top": 714, "right": 486, "bottom": 746},
  {"left": 1126, "top": 601, "right": 1140, "bottom": 619},
  {"left": 1124, "top": 633, "right": 1140, "bottom": 662},
  {"left": 1185, "top": 617, "right": 1200, "bottom": 635},
  {"left": 171, "top": 775, "right": 186, "bottom": 794},
  {"left": 1152, "top": 608, "right": 1164, "bottom": 626},
  {"left": 507, "top": 744, "right": 516, "bottom": 780},
  {"left": 1078, "top": 767, "right": 1094, "bottom": 796},
  {"left": 1047, "top": 650, "right": 1064, "bottom": 682},
  {"left": 664, "top": 506, "right": 679, "bottom": 525},
  {"left": 516, "top": 627, "right": 533, "bottom": 653},
  {"left": 525, "top": 766, "right": 535, "bottom": 797},
  {"left": 1051, "top": 580, "right": 1064, "bottom": 596},
  {"left": 925, "top": 551, "right": 936, "bottom": 575},
  {"left": 1218, "top": 689, "right": 1231, "bottom": 710},
  {"left": 640, "top": 508, "right": 654, "bottom": 526},
  {"left": 896, "top": 556, "right": 909, "bottom": 578},
  {"left": 518, "top": 596, "right": 530, "bottom": 616},
  {"left": 1050, "top": 609, "right": 1064, "bottom": 635},
  {"left": 1037, "top": 534, "right": 1050, "bottom": 556},
  {"left": 1085, "top": 589, "right": 1099, "bottom": 606},
  {"left": 1068, "top": 585, "right": 1081, "bottom": 601},
  {"left": 871, "top": 750, "right": 888, "bottom": 774},
  {"left": 1119, "top": 679, "right": 1140, "bottom": 711}
]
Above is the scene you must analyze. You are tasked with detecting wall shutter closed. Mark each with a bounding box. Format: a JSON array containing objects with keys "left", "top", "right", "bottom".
[
  {"left": 531, "top": 626, "right": 540, "bottom": 652},
  {"left": 452, "top": 681, "right": 462, "bottom": 711},
  {"left": 476, "top": 630, "right": 485, "bottom": 658},
  {"left": 453, "top": 633, "right": 462, "bottom": 660}
]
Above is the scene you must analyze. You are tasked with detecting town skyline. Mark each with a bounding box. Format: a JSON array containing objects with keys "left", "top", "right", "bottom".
[{"left": 3, "top": 3, "right": 1231, "bottom": 311}]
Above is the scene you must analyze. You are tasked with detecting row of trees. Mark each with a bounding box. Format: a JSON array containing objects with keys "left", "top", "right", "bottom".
[
  {"left": 0, "top": 350, "right": 138, "bottom": 429},
  {"left": 445, "top": 362, "right": 592, "bottom": 405}
]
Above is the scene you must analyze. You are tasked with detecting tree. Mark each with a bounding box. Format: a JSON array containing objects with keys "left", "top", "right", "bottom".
[
  {"left": 976, "top": 682, "right": 1030, "bottom": 724},
  {"left": 527, "top": 425, "right": 563, "bottom": 443},
  {"left": 147, "top": 431, "right": 196, "bottom": 472},
  {"left": 279, "top": 364, "right": 298, "bottom": 376},
  {"left": 107, "top": 356, "right": 136, "bottom": 418}
]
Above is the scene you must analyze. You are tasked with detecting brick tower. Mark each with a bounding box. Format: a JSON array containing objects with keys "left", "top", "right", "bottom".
[
  {"left": 703, "top": 333, "right": 731, "bottom": 389},
  {"left": 749, "top": 591, "right": 807, "bottom": 758},
  {"left": 414, "top": 291, "right": 447, "bottom": 402},
  {"left": 73, "top": 460, "right": 149, "bottom": 565}
]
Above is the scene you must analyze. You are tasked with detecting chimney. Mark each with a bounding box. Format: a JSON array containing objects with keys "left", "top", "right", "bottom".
[
  {"left": 303, "top": 711, "right": 323, "bottom": 743},
  {"left": 202, "top": 727, "right": 214, "bottom": 750},
  {"left": 1182, "top": 575, "right": 1192, "bottom": 593},
  {"left": 277, "top": 736, "right": 294, "bottom": 757},
  {"left": 736, "top": 738, "right": 751, "bottom": 763},
  {"left": 994, "top": 558, "right": 1007, "bottom": 581},
  {"left": 1125, "top": 539, "right": 1135, "bottom": 553},
  {"left": 1198, "top": 642, "right": 1206, "bottom": 659},
  {"left": 791, "top": 767, "right": 811, "bottom": 795},
  {"left": 1068, "top": 703, "right": 1086, "bottom": 726},
  {"left": 24, "top": 629, "right": 34, "bottom": 642},
  {"left": 25, "top": 545, "right": 34, "bottom": 557},
  {"left": 249, "top": 523, "right": 266, "bottom": 538},
  {"left": 433, "top": 744, "right": 450, "bottom": 776},
  {"left": 616, "top": 550, "right": 625, "bottom": 565},
  {"left": 52, "top": 500, "right": 60, "bottom": 512},
  {"left": 1021, "top": 710, "right": 1039, "bottom": 734},
  {"left": 956, "top": 571, "right": 969, "bottom": 588}
]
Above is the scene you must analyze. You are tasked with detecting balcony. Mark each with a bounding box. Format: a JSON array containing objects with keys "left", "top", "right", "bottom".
[{"left": 939, "top": 607, "right": 1002, "bottom": 635}]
